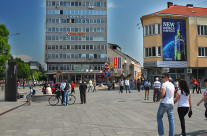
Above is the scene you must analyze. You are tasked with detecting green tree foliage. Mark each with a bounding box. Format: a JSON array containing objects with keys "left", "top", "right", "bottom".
[
  {"left": 14, "top": 58, "right": 30, "bottom": 80},
  {"left": 34, "top": 71, "right": 41, "bottom": 81},
  {"left": 0, "top": 24, "right": 11, "bottom": 80}
]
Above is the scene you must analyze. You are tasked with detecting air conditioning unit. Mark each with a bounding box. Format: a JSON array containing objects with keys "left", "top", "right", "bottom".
[
  {"left": 187, "top": 68, "right": 192, "bottom": 73},
  {"left": 88, "top": 6, "right": 94, "bottom": 9}
]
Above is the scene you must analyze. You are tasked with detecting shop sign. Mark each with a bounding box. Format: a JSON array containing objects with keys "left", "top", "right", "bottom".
[
  {"left": 66, "top": 15, "right": 86, "bottom": 19},
  {"left": 114, "top": 57, "right": 117, "bottom": 69},
  {"left": 66, "top": 32, "right": 86, "bottom": 36},
  {"left": 114, "top": 69, "right": 118, "bottom": 74},
  {"left": 118, "top": 69, "right": 122, "bottom": 75},
  {"left": 157, "top": 61, "right": 187, "bottom": 67}
]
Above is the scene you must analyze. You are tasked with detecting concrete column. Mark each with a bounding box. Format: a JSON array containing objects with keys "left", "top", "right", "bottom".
[{"left": 94, "top": 73, "right": 96, "bottom": 81}]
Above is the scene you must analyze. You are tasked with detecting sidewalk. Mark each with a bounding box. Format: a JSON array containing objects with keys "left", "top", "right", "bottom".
[{"left": 0, "top": 87, "right": 207, "bottom": 136}]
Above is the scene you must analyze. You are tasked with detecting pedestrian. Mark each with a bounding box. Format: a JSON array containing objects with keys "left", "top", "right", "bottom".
[
  {"left": 23, "top": 80, "right": 25, "bottom": 89},
  {"left": 192, "top": 78, "right": 198, "bottom": 94},
  {"left": 119, "top": 78, "right": 124, "bottom": 93},
  {"left": 60, "top": 78, "right": 70, "bottom": 106},
  {"left": 144, "top": 78, "right": 151, "bottom": 100},
  {"left": 88, "top": 79, "right": 93, "bottom": 93},
  {"left": 153, "top": 77, "right": 161, "bottom": 102},
  {"left": 17, "top": 81, "right": 20, "bottom": 89},
  {"left": 134, "top": 79, "right": 137, "bottom": 89},
  {"left": 43, "top": 81, "right": 48, "bottom": 94},
  {"left": 141, "top": 78, "right": 145, "bottom": 90},
  {"left": 157, "top": 73, "right": 175, "bottom": 136},
  {"left": 137, "top": 79, "right": 141, "bottom": 92},
  {"left": 174, "top": 79, "right": 179, "bottom": 97},
  {"left": 197, "top": 78, "right": 207, "bottom": 119},
  {"left": 79, "top": 80, "right": 87, "bottom": 104},
  {"left": 174, "top": 79, "right": 192, "bottom": 136},
  {"left": 93, "top": 80, "right": 97, "bottom": 92},
  {"left": 71, "top": 81, "right": 75, "bottom": 93},
  {"left": 198, "top": 79, "right": 202, "bottom": 94},
  {"left": 125, "top": 78, "right": 131, "bottom": 93}
]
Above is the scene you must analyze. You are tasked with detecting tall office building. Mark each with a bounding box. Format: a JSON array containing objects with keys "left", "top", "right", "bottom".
[{"left": 45, "top": 0, "right": 107, "bottom": 83}]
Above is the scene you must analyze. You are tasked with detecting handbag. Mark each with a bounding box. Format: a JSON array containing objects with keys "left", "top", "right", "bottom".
[{"left": 188, "top": 109, "right": 192, "bottom": 118}]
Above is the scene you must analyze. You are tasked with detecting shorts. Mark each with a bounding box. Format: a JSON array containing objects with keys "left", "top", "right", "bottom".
[{"left": 144, "top": 86, "right": 149, "bottom": 90}]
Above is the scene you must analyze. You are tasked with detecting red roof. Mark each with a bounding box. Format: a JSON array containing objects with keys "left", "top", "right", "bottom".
[{"left": 148, "top": 5, "right": 207, "bottom": 17}]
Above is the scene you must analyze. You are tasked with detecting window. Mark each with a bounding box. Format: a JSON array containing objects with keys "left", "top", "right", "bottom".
[
  {"left": 198, "top": 47, "right": 207, "bottom": 57},
  {"left": 144, "top": 46, "right": 162, "bottom": 58},
  {"left": 144, "top": 24, "right": 161, "bottom": 36},
  {"left": 89, "top": 54, "right": 94, "bottom": 58},
  {"left": 60, "top": 10, "right": 63, "bottom": 14},
  {"left": 81, "top": 54, "right": 86, "bottom": 58},
  {"left": 86, "top": 45, "right": 89, "bottom": 50},
  {"left": 152, "top": 47, "right": 156, "bottom": 56},
  {"left": 90, "top": 45, "right": 93, "bottom": 50},
  {"left": 67, "top": 45, "right": 70, "bottom": 49},
  {"left": 82, "top": 45, "right": 85, "bottom": 49},
  {"left": 198, "top": 25, "right": 207, "bottom": 35}
]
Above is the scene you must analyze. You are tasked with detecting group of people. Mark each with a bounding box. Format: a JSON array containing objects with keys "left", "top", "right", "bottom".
[{"left": 156, "top": 73, "right": 207, "bottom": 136}]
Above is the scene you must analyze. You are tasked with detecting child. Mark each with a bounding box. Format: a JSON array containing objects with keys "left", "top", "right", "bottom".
[{"left": 197, "top": 78, "right": 207, "bottom": 119}]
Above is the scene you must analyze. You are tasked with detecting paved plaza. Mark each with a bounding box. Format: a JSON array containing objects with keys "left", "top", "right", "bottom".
[{"left": 0, "top": 86, "right": 207, "bottom": 136}]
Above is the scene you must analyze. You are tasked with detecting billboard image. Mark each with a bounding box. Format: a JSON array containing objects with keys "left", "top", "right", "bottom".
[{"left": 162, "top": 18, "right": 186, "bottom": 61}]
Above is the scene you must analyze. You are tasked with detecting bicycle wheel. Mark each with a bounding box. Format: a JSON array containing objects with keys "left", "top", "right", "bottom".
[
  {"left": 48, "top": 95, "right": 59, "bottom": 106},
  {"left": 68, "top": 94, "right": 76, "bottom": 105},
  {"left": 26, "top": 94, "right": 32, "bottom": 102}
]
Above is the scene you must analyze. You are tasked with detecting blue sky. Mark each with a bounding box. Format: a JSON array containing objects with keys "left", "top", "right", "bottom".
[{"left": 0, "top": 0, "right": 207, "bottom": 66}]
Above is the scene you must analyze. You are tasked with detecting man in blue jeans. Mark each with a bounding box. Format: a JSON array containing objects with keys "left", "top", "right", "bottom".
[
  {"left": 157, "top": 73, "right": 175, "bottom": 136},
  {"left": 60, "top": 78, "right": 70, "bottom": 106}
]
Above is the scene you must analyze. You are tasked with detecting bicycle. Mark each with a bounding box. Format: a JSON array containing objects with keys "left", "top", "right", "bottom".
[{"left": 48, "top": 91, "right": 76, "bottom": 106}]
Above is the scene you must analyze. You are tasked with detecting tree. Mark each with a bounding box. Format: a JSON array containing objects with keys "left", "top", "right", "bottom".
[
  {"left": 0, "top": 24, "right": 11, "bottom": 80},
  {"left": 14, "top": 58, "right": 30, "bottom": 80}
]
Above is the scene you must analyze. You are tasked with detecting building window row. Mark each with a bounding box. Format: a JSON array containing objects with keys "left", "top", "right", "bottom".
[
  {"left": 46, "top": 27, "right": 106, "bottom": 33},
  {"left": 46, "top": 45, "right": 106, "bottom": 50},
  {"left": 198, "top": 47, "right": 207, "bottom": 57},
  {"left": 46, "top": 10, "right": 107, "bottom": 15},
  {"left": 46, "top": 18, "right": 106, "bottom": 24},
  {"left": 46, "top": 35, "right": 106, "bottom": 41},
  {"left": 46, "top": 53, "right": 107, "bottom": 59},
  {"left": 197, "top": 25, "right": 207, "bottom": 35},
  {"left": 48, "top": 64, "right": 104, "bottom": 71},
  {"left": 144, "top": 46, "right": 161, "bottom": 58},
  {"left": 46, "top": 1, "right": 106, "bottom": 7},
  {"left": 144, "top": 24, "right": 161, "bottom": 36}
]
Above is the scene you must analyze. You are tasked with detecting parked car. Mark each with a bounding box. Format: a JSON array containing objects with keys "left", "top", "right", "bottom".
[{"left": 42, "top": 83, "right": 56, "bottom": 94}]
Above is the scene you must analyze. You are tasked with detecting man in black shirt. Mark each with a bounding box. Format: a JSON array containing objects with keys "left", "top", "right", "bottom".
[{"left": 79, "top": 80, "right": 87, "bottom": 104}]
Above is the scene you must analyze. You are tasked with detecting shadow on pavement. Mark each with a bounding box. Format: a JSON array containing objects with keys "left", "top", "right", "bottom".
[{"left": 175, "top": 130, "right": 207, "bottom": 136}]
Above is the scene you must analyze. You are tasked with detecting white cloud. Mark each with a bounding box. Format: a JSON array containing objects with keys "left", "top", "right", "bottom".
[
  {"left": 13, "top": 54, "right": 33, "bottom": 62},
  {"left": 108, "top": 2, "right": 115, "bottom": 8}
]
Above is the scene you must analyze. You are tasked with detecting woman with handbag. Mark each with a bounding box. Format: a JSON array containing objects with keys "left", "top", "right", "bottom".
[{"left": 174, "top": 79, "right": 192, "bottom": 136}]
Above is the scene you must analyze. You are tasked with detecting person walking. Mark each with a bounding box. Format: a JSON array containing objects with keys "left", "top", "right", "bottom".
[
  {"left": 134, "top": 79, "right": 137, "bottom": 89},
  {"left": 174, "top": 79, "right": 179, "bottom": 98},
  {"left": 88, "top": 79, "right": 93, "bottom": 93},
  {"left": 60, "top": 79, "right": 70, "bottom": 106},
  {"left": 153, "top": 77, "right": 161, "bottom": 102},
  {"left": 125, "top": 78, "right": 131, "bottom": 93},
  {"left": 79, "top": 80, "right": 87, "bottom": 104},
  {"left": 157, "top": 73, "right": 175, "bottom": 136},
  {"left": 198, "top": 79, "right": 202, "bottom": 94},
  {"left": 93, "top": 80, "right": 97, "bottom": 92},
  {"left": 119, "top": 78, "right": 124, "bottom": 93},
  {"left": 144, "top": 78, "right": 151, "bottom": 100},
  {"left": 192, "top": 78, "right": 198, "bottom": 94},
  {"left": 141, "top": 78, "right": 145, "bottom": 90},
  {"left": 71, "top": 81, "right": 75, "bottom": 93},
  {"left": 174, "top": 79, "right": 192, "bottom": 136},
  {"left": 137, "top": 79, "right": 141, "bottom": 92},
  {"left": 197, "top": 78, "right": 207, "bottom": 119}
]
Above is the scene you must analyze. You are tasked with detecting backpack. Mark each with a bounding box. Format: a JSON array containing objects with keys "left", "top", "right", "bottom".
[{"left": 32, "top": 89, "right": 36, "bottom": 95}]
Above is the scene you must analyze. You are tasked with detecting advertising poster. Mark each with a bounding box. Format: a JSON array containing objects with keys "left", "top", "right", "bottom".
[
  {"left": 162, "top": 18, "right": 186, "bottom": 61},
  {"left": 114, "top": 57, "right": 117, "bottom": 69}
]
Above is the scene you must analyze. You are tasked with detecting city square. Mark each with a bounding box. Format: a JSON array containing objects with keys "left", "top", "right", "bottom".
[{"left": 0, "top": 86, "right": 207, "bottom": 136}]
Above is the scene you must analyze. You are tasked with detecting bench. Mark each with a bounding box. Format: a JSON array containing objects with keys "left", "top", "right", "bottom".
[{"left": 32, "top": 94, "right": 55, "bottom": 102}]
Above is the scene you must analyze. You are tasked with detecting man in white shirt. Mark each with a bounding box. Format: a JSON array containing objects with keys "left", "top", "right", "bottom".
[
  {"left": 153, "top": 77, "right": 161, "bottom": 102},
  {"left": 157, "top": 73, "right": 175, "bottom": 136},
  {"left": 125, "top": 78, "right": 131, "bottom": 93},
  {"left": 60, "top": 78, "right": 71, "bottom": 106}
]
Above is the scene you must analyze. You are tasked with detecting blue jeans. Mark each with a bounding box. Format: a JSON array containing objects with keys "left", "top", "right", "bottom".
[
  {"left": 88, "top": 86, "right": 93, "bottom": 92},
  {"left": 125, "top": 85, "right": 130, "bottom": 93},
  {"left": 157, "top": 103, "right": 174, "bottom": 136},
  {"left": 63, "top": 90, "right": 69, "bottom": 105}
]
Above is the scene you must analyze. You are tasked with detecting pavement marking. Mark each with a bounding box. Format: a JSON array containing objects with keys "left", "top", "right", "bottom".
[{"left": 0, "top": 102, "right": 29, "bottom": 116}]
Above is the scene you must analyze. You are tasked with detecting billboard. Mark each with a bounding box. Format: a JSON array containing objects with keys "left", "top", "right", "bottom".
[
  {"left": 162, "top": 18, "right": 186, "bottom": 61},
  {"left": 114, "top": 57, "right": 117, "bottom": 69}
]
